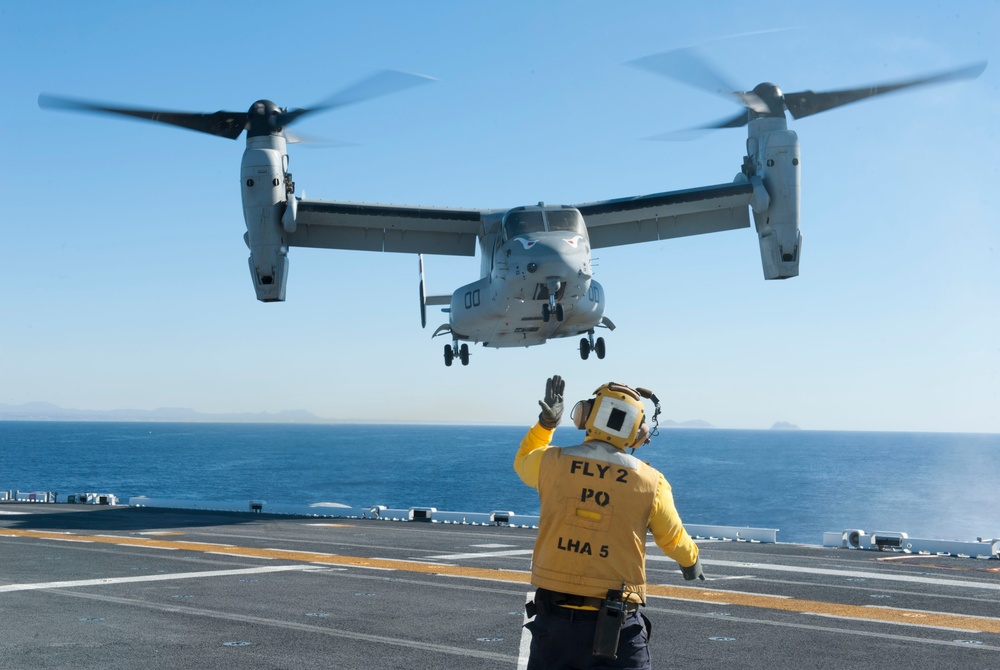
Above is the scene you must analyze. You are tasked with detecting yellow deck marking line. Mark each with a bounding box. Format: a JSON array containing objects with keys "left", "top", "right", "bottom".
[
  {"left": 6, "top": 529, "right": 999, "bottom": 634},
  {"left": 137, "top": 531, "right": 185, "bottom": 536},
  {"left": 643, "top": 583, "right": 1000, "bottom": 633},
  {"left": 2, "top": 529, "right": 532, "bottom": 583}
]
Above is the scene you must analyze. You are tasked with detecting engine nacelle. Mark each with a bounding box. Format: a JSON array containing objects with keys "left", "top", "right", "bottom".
[
  {"left": 748, "top": 120, "right": 801, "bottom": 280},
  {"left": 244, "top": 233, "right": 288, "bottom": 302},
  {"left": 241, "top": 136, "right": 290, "bottom": 302}
]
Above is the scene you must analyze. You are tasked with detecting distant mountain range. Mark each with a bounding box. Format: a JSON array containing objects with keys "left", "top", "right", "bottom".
[
  {"left": 0, "top": 402, "right": 326, "bottom": 424},
  {"left": 0, "top": 402, "right": 724, "bottom": 427}
]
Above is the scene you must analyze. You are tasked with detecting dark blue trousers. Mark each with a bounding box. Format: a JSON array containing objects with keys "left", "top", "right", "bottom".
[{"left": 524, "top": 607, "right": 652, "bottom": 670}]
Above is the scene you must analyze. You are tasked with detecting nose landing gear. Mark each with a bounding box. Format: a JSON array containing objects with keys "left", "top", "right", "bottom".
[
  {"left": 541, "top": 301, "right": 564, "bottom": 322},
  {"left": 579, "top": 330, "right": 606, "bottom": 361},
  {"left": 541, "top": 279, "right": 565, "bottom": 322}
]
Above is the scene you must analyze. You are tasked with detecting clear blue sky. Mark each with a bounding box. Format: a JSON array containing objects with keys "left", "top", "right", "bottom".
[{"left": 3, "top": 2, "right": 998, "bottom": 432}]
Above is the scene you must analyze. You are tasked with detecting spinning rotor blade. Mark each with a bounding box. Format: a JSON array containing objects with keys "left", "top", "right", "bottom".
[
  {"left": 782, "top": 61, "right": 987, "bottom": 119},
  {"left": 276, "top": 69, "right": 436, "bottom": 127},
  {"left": 630, "top": 49, "right": 769, "bottom": 113},
  {"left": 644, "top": 110, "right": 750, "bottom": 141},
  {"left": 633, "top": 47, "right": 986, "bottom": 136},
  {"left": 37, "top": 94, "right": 247, "bottom": 139},
  {"left": 39, "top": 69, "right": 435, "bottom": 140}
]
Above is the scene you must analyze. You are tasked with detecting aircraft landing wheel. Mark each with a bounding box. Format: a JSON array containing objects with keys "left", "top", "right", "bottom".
[
  {"left": 444, "top": 344, "right": 454, "bottom": 367},
  {"left": 459, "top": 343, "right": 470, "bottom": 366},
  {"left": 595, "top": 337, "right": 606, "bottom": 360},
  {"left": 555, "top": 304, "right": 564, "bottom": 321},
  {"left": 542, "top": 304, "right": 551, "bottom": 322},
  {"left": 579, "top": 337, "right": 591, "bottom": 360}
]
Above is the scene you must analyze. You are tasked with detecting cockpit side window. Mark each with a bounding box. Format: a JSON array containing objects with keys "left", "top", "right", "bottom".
[
  {"left": 503, "top": 210, "right": 545, "bottom": 240},
  {"left": 546, "top": 209, "right": 585, "bottom": 234}
]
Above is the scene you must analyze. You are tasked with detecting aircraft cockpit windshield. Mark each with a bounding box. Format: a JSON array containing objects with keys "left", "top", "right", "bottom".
[
  {"left": 503, "top": 210, "right": 545, "bottom": 239},
  {"left": 502, "top": 208, "right": 585, "bottom": 242},
  {"left": 546, "top": 209, "right": 586, "bottom": 234}
]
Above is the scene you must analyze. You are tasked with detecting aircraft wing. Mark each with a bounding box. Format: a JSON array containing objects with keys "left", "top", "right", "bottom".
[
  {"left": 574, "top": 181, "right": 753, "bottom": 248},
  {"left": 287, "top": 199, "right": 485, "bottom": 256}
]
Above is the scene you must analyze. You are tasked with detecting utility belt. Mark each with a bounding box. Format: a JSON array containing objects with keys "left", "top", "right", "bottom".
[
  {"left": 530, "top": 588, "right": 640, "bottom": 618},
  {"left": 527, "top": 587, "right": 647, "bottom": 660}
]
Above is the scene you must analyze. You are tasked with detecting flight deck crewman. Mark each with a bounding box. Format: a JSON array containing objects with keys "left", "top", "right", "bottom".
[{"left": 514, "top": 375, "right": 704, "bottom": 670}]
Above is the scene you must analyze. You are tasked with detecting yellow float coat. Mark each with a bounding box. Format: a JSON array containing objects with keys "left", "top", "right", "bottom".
[{"left": 515, "top": 423, "right": 699, "bottom": 601}]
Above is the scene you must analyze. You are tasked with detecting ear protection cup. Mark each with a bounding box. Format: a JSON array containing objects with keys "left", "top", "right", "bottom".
[
  {"left": 570, "top": 400, "right": 592, "bottom": 430},
  {"left": 631, "top": 420, "right": 650, "bottom": 448}
]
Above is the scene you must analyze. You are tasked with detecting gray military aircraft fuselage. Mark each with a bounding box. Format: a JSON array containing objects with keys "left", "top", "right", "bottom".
[
  {"left": 243, "top": 123, "right": 615, "bottom": 365},
  {"left": 41, "top": 57, "right": 985, "bottom": 366},
  {"left": 429, "top": 205, "right": 607, "bottom": 365},
  {"left": 248, "top": 121, "right": 781, "bottom": 366}
]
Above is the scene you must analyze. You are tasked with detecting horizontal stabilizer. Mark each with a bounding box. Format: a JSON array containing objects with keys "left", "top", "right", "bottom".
[{"left": 424, "top": 294, "right": 450, "bottom": 306}]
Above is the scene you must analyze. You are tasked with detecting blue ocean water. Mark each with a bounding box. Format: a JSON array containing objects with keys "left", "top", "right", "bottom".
[{"left": 1, "top": 422, "right": 997, "bottom": 545}]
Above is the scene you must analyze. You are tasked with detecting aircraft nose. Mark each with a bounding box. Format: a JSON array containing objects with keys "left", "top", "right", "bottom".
[{"left": 523, "top": 239, "right": 577, "bottom": 277}]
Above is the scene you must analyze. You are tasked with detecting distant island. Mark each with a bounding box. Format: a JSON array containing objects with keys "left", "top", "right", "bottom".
[{"left": 770, "top": 421, "right": 801, "bottom": 430}]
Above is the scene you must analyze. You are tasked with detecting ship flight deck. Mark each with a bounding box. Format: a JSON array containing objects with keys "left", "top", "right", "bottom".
[{"left": 1, "top": 502, "right": 998, "bottom": 669}]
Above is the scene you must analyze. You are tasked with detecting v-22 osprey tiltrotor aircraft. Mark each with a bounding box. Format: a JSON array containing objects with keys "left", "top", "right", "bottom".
[{"left": 39, "top": 52, "right": 985, "bottom": 366}]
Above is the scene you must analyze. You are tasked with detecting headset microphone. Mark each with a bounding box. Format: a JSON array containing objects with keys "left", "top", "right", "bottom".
[{"left": 635, "top": 388, "right": 661, "bottom": 439}]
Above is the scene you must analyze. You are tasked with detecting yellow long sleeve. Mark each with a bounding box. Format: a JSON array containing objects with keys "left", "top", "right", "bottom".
[
  {"left": 647, "top": 473, "right": 699, "bottom": 568},
  {"left": 513, "top": 423, "right": 555, "bottom": 488}
]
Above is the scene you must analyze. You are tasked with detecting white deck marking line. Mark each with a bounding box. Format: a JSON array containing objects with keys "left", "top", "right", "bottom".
[
  {"left": 802, "top": 611, "right": 983, "bottom": 633},
  {"left": 0, "top": 565, "right": 320, "bottom": 593},
  {"left": 56, "top": 588, "right": 519, "bottom": 663},
  {"left": 425, "top": 549, "right": 534, "bottom": 561},
  {"left": 703, "top": 575, "right": 758, "bottom": 581},
  {"left": 660, "top": 557, "right": 1000, "bottom": 591},
  {"left": 518, "top": 591, "right": 533, "bottom": 670},
  {"left": 646, "top": 604, "right": 1000, "bottom": 651}
]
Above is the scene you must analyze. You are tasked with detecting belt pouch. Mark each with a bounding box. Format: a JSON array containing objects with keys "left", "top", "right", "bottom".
[{"left": 591, "top": 589, "right": 625, "bottom": 659}]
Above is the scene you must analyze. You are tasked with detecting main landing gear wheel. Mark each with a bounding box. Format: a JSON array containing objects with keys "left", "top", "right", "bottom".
[
  {"left": 580, "top": 332, "right": 606, "bottom": 361},
  {"left": 444, "top": 343, "right": 470, "bottom": 367}
]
